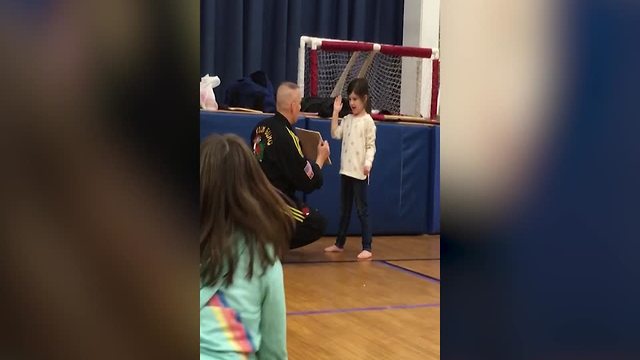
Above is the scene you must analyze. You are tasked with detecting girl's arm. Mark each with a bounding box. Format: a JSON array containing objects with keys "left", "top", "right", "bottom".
[
  {"left": 364, "top": 118, "right": 377, "bottom": 172},
  {"left": 331, "top": 96, "right": 343, "bottom": 139},
  {"left": 257, "top": 261, "right": 287, "bottom": 360}
]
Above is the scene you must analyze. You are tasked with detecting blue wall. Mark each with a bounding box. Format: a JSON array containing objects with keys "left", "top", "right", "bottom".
[{"left": 201, "top": 110, "right": 439, "bottom": 234}]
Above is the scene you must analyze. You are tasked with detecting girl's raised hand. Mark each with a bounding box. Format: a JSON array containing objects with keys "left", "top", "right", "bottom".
[{"left": 333, "top": 96, "right": 343, "bottom": 114}]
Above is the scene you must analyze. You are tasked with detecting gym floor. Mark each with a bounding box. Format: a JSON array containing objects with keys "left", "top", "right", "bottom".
[{"left": 283, "top": 235, "right": 440, "bottom": 359}]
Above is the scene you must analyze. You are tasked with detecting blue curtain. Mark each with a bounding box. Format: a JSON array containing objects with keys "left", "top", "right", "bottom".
[{"left": 201, "top": 0, "right": 405, "bottom": 101}]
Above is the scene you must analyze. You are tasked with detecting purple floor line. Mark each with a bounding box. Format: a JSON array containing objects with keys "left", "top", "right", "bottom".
[
  {"left": 287, "top": 303, "right": 440, "bottom": 316},
  {"left": 283, "top": 258, "right": 440, "bottom": 265},
  {"left": 376, "top": 260, "right": 441, "bottom": 284}
]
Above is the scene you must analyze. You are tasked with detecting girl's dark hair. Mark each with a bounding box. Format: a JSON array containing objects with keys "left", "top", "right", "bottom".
[
  {"left": 200, "top": 134, "right": 294, "bottom": 287},
  {"left": 346, "top": 78, "right": 371, "bottom": 113}
]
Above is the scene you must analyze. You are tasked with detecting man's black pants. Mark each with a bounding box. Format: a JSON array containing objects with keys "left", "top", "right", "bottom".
[{"left": 289, "top": 207, "right": 327, "bottom": 250}]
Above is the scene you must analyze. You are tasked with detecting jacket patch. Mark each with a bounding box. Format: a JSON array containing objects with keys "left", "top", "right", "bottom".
[
  {"left": 253, "top": 126, "right": 273, "bottom": 162},
  {"left": 303, "top": 161, "right": 314, "bottom": 179}
]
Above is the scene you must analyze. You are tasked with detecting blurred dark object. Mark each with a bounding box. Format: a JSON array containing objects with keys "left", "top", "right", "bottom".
[
  {"left": 224, "top": 70, "right": 276, "bottom": 113},
  {"left": 301, "top": 96, "right": 351, "bottom": 118},
  {"left": 0, "top": 0, "right": 198, "bottom": 359}
]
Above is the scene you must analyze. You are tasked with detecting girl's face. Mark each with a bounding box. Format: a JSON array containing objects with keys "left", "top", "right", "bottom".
[{"left": 348, "top": 92, "right": 366, "bottom": 116}]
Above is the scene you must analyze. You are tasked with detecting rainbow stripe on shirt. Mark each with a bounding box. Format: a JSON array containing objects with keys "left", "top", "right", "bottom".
[{"left": 207, "top": 292, "right": 255, "bottom": 358}]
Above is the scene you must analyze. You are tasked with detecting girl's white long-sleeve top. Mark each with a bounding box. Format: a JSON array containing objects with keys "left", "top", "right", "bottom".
[{"left": 331, "top": 113, "right": 377, "bottom": 180}]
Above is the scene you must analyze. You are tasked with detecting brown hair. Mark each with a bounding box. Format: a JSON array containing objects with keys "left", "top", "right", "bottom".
[
  {"left": 200, "top": 134, "right": 294, "bottom": 287},
  {"left": 347, "top": 78, "right": 371, "bottom": 113}
]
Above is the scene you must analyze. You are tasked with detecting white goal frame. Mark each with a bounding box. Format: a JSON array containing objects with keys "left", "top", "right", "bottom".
[{"left": 297, "top": 35, "right": 440, "bottom": 121}]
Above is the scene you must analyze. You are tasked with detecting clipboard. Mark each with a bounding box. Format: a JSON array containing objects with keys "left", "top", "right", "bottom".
[{"left": 295, "top": 127, "right": 332, "bottom": 165}]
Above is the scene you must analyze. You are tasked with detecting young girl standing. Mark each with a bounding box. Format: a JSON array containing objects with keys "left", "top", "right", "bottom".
[
  {"left": 324, "top": 78, "right": 377, "bottom": 259},
  {"left": 200, "top": 134, "right": 293, "bottom": 359}
]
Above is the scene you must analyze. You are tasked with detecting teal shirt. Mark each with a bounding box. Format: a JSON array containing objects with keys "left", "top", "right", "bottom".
[{"left": 200, "top": 236, "right": 287, "bottom": 360}]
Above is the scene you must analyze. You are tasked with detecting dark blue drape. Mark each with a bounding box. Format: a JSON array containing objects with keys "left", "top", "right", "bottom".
[{"left": 201, "top": 0, "right": 404, "bottom": 100}]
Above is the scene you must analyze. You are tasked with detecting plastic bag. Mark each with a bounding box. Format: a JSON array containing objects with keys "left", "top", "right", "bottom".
[{"left": 200, "top": 74, "right": 221, "bottom": 110}]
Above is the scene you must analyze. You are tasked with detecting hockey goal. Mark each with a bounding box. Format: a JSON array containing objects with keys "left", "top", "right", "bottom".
[{"left": 297, "top": 36, "right": 440, "bottom": 121}]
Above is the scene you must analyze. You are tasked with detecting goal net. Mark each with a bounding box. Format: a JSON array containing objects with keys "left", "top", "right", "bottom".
[{"left": 297, "top": 36, "right": 440, "bottom": 121}]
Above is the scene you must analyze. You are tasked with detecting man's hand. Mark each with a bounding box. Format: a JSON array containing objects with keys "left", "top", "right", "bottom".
[
  {"left": 316, "top": 140, "right": 330, "bottom": 169},
  {"left": 363, "top": 165, "right": 371, "bottom": 176}
]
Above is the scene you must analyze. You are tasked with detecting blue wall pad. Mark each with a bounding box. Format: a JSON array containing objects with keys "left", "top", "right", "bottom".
[
  {"left": 305, "top": 118, "right": 432, "bottom": 235},
  {"left": 199, "top": 111, "right": 440, "bottom": 235},
  {"left": 427, "top": 126, "right": 440, "bottom": 234},
  {"left": 200, "top": 110, "right": 307, "bottom": 144}
]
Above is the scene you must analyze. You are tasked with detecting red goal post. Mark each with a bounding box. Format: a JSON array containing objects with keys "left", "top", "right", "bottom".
[{"left": 297, "top": 36, "right": 440, "bottom": 121}]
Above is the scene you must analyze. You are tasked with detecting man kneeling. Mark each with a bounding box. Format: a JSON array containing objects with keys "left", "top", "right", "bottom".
[{"left": 250, "top": 82, "right": 331, "bottom": 249}]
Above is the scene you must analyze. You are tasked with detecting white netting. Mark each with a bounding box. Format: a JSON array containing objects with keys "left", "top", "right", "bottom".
[{"left": 303, "top": 47, "right": 432, "bottom": 116}]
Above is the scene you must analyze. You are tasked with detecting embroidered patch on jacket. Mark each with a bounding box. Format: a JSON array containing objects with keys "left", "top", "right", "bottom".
[
  {"left": 303, "top": 161, "right": 314, "bottom": 179},
  {"left": 252, "top": 126, "right": 273, "bottom": 162},
  {"left": 252, "top": 135, "right": 265, "bottom": 162}
]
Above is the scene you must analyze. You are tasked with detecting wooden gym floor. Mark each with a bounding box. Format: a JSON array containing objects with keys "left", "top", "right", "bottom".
[{"left": 282, "top": 235, "right": 440, "bottom": 360}]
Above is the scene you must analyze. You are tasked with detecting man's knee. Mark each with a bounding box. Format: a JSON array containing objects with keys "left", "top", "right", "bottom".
[
  {"left": 301, "top": 210, "right": 326, "bottom": 240},
  {"left": 289, "top": 209, "right": 326, "bottom": 249},
  {"left": 312, "top": 211, "right": 327, "bottom": 234}
]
